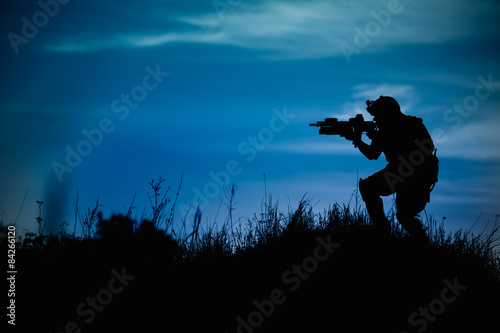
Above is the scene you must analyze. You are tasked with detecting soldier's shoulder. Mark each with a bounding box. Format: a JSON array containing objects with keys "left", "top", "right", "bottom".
[
  {"left": 403, "top": 115, "right": 425, "bottom": 129},
  {"left": 404, "top": 115, "right": 424, "bottom": 123}
]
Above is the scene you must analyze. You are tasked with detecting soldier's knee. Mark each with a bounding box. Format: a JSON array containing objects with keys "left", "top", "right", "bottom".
[
  {"left": 359, "top": 178, "right": 374, "bottom": 201},
  {"left": 396, "top": 211, "right": 418, "bottom": 224},
  {"left": 396, "top": 211, "right": 408, "bottom": 221},
  {"left": 359, "top": 178, "right": 366, "bottom": 198}
]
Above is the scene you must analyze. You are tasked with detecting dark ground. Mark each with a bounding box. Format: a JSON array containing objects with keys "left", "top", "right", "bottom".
[{"left": 7, "top": 208, "right": 500, "bottom": 333}]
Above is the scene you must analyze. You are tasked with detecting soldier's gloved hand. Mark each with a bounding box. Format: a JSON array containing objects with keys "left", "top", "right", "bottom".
[
  {"left": 345, "top": 130, "right": 362, "bottom": 148},
  {"left": 366, "top": 129, "right": 376, "bottom": 140}
]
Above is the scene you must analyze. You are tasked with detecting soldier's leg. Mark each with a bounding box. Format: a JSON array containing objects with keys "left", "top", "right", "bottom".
[
  {"left": 359, "top": 169, "right": 394, "bottom": 235},
  {"left": 396, "top": 187, "right": 429, "bottom": 242}
]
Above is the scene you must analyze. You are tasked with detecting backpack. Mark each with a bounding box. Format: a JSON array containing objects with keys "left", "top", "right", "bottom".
[{"left": 425, "top": 149, "right": 440, "bottom": 202}]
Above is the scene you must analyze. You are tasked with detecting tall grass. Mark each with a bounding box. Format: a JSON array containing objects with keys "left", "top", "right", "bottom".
[
  {"left": 171, "top": 196, "right": 499, "bottom": 280},
  {"left": 5, "top": 178, "right": 500, "bottom": 333},
  {"left": 7, "top": 177, "right": 499, "bottom": 280},
  {"left": 425, "top": 213, "right": 500, "bottom": 278}
]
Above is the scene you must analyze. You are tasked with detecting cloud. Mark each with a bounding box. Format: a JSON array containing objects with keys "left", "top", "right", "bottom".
[
  {"left": 351, "top": 83, "right": 415, "bottom": 101},
  {"left": 328, "top": 83, "right": 417, "bottom": 119},
  {"left": 268, "top": 140, "right": 357, "bottom": 156},
  {"left": 275, "top": 86, "right": 500, "bottom": 162},
  {"left": 42, "top": 0, "right": 500, "bottom": 58},
  {"left": 435, "top": 118, "right": 500, "bottom": 161}
]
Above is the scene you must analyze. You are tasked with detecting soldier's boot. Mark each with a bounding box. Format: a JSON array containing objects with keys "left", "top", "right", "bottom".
[{"left": 397, "top": 214, "right": 429, "bottom": 244}]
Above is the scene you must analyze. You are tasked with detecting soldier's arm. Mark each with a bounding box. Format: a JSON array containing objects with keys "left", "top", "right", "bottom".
[{"left": 353, "top": 137, "right": 382, "bottom": 160}]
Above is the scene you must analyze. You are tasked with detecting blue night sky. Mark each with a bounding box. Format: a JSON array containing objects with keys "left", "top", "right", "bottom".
[{"left": 1, "top": 0, "right": 499, "bottom": 236}]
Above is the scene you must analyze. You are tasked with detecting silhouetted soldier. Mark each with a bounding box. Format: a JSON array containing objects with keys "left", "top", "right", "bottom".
[{"left": 346, "top": 96, "right": 439, "bottom": 241}]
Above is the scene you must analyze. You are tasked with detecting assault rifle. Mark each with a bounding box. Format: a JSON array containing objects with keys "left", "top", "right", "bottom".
[{"left": 309, "top": 114, "right": 377, "bottom": 138}]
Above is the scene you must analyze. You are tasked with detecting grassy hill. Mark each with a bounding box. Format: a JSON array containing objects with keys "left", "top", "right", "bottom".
[{"left": 5, "top": 195, "right": 500, "bottom": 332}]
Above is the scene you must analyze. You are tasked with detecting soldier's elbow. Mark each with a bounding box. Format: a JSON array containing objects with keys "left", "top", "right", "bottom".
[
  {"left": 368, "top": 151, "right": 381, "bottom": 160},
  {"left": 362, "top": 152, "right": 377, "bottom": 160}
]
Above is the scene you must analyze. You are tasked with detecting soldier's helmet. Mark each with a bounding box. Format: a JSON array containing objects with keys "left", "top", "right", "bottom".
[{"left": 366, "top": 96, "right": 402, "bottom": 118}]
